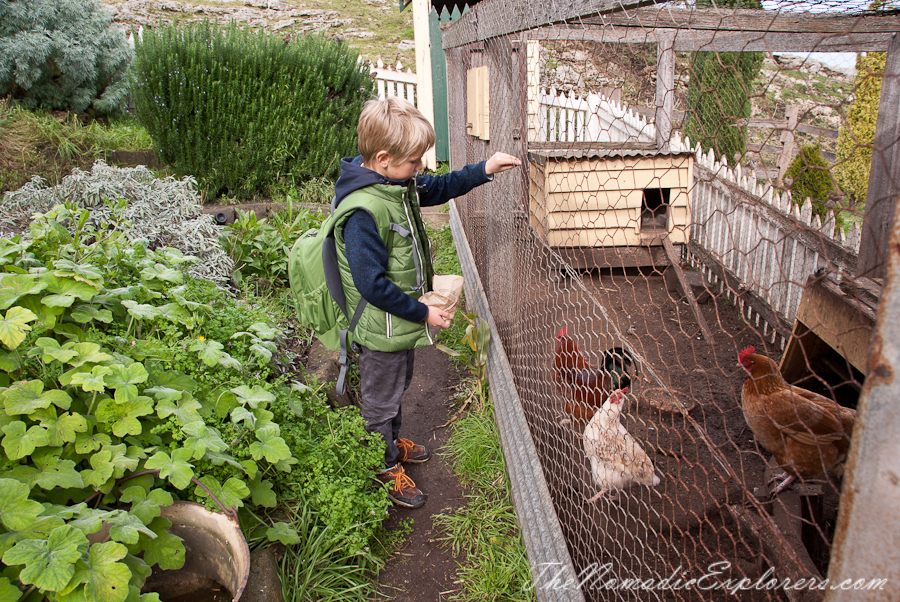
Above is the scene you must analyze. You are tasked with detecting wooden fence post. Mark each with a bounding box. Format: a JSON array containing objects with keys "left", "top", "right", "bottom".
[
  {"left": 655, "top": 33, "right": 675, "bottom": 151},
  {"left": 777, "top": 105, "right": 800, "bottom": 185},
  {"left": 857, "top": 33, "right": 900, "bottom": 280},
  {"left": 413, "top": 0, "right": 436, "bottom": 169}
]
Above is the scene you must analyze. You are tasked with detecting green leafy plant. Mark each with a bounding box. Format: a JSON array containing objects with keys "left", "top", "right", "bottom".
[
  {"left": 0, "top": 200, "right": 339, "bottom": 601},
  {"left": 785, "top": 144, "right": 839, "bottom": 219}
]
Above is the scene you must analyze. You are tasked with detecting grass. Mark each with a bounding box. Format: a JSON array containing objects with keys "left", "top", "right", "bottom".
[
  {"left": 432, "top": 392, "right": 536, "bottom": 602},
  {"left": 0, "top": 98, "right": 152, "bottom": 194},
  {"left": 428, "top": 219, "right": 535, "bottom": 602}
]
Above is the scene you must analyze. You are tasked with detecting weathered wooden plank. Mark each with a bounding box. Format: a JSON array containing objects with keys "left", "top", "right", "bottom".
[
  {"left": 662, "top": 235, "right": 715, "bottom": 344},
  {"left": 585, "top": 7, "right": 900, "bottom": 35},
  {"left": 777, "top": 105, "right": 800, "bottom": 184},
  {"left": 442, "top": 0, "right": 654, "bottom": 48},
  {"left": 527, "top": 25, "right": 893, "bottom": 52},
  {"left": 655, "top": 33, "right": 675, "bottom": 150},
  {"left": 556, "top": 244, "right": 671, "bottom": 269},
  {"left": 858, "top": 32, "right": 900, "bottom": 280}
]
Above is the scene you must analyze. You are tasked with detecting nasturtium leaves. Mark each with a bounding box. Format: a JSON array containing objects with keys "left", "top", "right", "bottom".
[
  {"left": 0, "top": 577, "right": 20, "bottom": 602},
  {"left": 189, "top": 338, "right": 224, "bottom": 367},
  {"left": 82, "top": 444, "right": 139, "bottom": 489},
  {"left": 105, "top": 364, "right": 149, "bottom": 404},
  {"left": 33, "top": 449, "right": 84, "bottom": 490},
  {"left": 120, "top": 301, "right": 158, "bottom": 321},
  {"left": 231, "top": 385, "right": 275, "bottom": 409},
  {"left": 230, "top": 406, "right": 255, "bottom": 427},
  {"left": 0, "top": 306, "right": 38, "bottom": 349},
  {"left": 134, "top": 517, "right": 185, "bottom": 570},
  {"left": 2, "top": 421, "right": 49, "bottom": 460},
  {"left": 52, "top": 259, "right": 104, "bottom": 285},
  {"left": 119, "top": 487, "right": 173, "bottom": 526},
  {"left": 65, "top": 506, "right": 109, "bottom": 536},
  {"left": 39, "top": 410, "right": 87, "bottom": 446},
  {"left": 2, "top": 524, "right": 88, "bottom": 593},
  {"left": 33, "top": 337, "right": 80, "bottom": 363},
  {"left": 249, "top": 343, "right": 273, "bottom": 362},
  {"left": 0, "top": 273, "right": 47, "bottom": 309},
  {"left": 69, "top": 365, "right": 112, "bottom": 394},
  {"left": 106, "top": 511, "right": 155, "bottom": 546},
  {"left": 182, "top": 421, "right": 226, "bottom": 459},
  {"left": 145, "top": 449, "right": 194, "bottom": 490},
  {"left": 70, "top": 304, "right": 114, "bottom": 324},
  {"left": 266, "top": 521, "right": 301, "bottom": 545},
  {"left": 66, "top": 342, "right": 113, "bottom": 368},
  {"left": 40, "top": 275, "right": 100, "bottom": 308},
  {"left": 145, "top": 361, "right": 196, "bottom": 394},
  {"left": 248, "top": 474, "right": 277, "bottom": 508},
  {"left": 250, "top": 321, "right": 280, "bottom": 340},
  {"left": 140, "top": 264, "right": 182, "bottom": 285},
  {"left": 0, "top": 478, "right": 45, "bottom": 531},
  {"left": 248, "top": 427, "right": 292, "bottom": 464},
  {"left": 156, "top": 303, "right": 191, "bottom": 326},
  {"left": 0, "top": 350, "right": 21, "bottom": 372},
  {"left": 75, "top": 430, "right": 111, "bottom": 454},
  {"left": 3, "top": 379, "right": 72, "bottom": 415},
  {"left": 60, "top": 541, "right": 131, "bottom": 602},
  {"left": 194, "top": 475, "right": 249, "bottom": 511},
  {"left": 204, "top": 451, "right": 243, "bottom": 471},
  {"left": 154, "top": 396, "right": 202, "bottom": 425}
]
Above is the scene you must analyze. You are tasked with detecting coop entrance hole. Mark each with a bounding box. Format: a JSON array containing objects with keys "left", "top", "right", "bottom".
[{"left": 642, "top": 187, "right": 670, "bottom": 231}]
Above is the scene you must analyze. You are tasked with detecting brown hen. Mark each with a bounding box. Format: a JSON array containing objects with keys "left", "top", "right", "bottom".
[{"left": 739, "top": 346, "right": 856, "bottom": 495}]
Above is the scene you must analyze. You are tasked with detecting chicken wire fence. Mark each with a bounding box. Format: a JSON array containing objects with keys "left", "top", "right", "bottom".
[{"left": 441, "top": 0, "right": 899, "bottom": 600}]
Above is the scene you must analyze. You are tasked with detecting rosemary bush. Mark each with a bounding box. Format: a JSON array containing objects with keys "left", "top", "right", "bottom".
[{"left": 131, "top": 21, "right": 374, "bottom": 199}]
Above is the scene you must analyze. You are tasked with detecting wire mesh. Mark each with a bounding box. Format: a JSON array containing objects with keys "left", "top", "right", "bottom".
[{"left": 443, "top": 1, "right": 897, "bottom": 599}]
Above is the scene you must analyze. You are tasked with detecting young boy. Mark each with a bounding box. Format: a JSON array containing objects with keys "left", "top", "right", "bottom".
[{"left": 333, "top": 97, "right": 520, "bottom": 508}]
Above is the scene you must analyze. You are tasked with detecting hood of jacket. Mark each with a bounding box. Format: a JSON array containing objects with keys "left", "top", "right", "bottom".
[{"left": 335, "top": 156, "right": 410, "bottom": 205}]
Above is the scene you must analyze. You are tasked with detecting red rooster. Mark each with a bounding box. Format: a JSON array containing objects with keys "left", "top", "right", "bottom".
[
  {"left": 739, "top": 346, "right": 856, "bottom": 495},
  {"left": 554, "top": 327, "right": 637, "bottom": 429}
]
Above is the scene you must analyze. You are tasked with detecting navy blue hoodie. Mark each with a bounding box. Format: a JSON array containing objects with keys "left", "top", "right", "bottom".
[{"left": 334, "top": 156, "right": 491, "bottom": 323}]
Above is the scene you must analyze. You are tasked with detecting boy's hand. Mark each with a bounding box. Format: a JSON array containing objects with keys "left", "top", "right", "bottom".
[
  {"left": 485, "top": 152, "right": 522, "bottom": 175},
  {"left": 425, "top": 305, "right": 454, "bottom": 329}
]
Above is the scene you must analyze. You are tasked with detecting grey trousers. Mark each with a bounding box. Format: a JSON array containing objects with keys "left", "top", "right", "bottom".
[{"left": 358, "top": 346, "right": 415, "bottom": 468}]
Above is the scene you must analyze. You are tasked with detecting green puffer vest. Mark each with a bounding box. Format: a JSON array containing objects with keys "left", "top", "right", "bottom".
[{"left": 334, "top": 180, "right": 435, "bottom": 352}]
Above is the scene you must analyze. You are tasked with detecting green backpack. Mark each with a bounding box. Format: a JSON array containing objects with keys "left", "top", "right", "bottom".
[{"left": 287, "top": 199, "right": 369, "bottom": 395}]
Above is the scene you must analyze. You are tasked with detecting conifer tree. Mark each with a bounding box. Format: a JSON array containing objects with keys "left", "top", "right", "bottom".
[
  {"left": 0, "top": 0, "right": 133, "bottom": 115},
  {"left": 833, "top": 52, "right": 885, "bottom": 207},
  {"left": 682, "top": 0, "right": 763, "bottom": 163}
]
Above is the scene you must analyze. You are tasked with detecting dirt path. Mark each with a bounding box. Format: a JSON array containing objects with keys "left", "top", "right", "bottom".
[{"left": 376, "top": 342, "right": 467, "bottom": 602}]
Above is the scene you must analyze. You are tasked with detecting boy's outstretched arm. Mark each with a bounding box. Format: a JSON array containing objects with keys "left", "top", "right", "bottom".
[
  {"left": 485, "top": 152, "right": 522, "bottom": 175},
  {"left": 417, "top": 152, "right": 523, "bottom": 207}
]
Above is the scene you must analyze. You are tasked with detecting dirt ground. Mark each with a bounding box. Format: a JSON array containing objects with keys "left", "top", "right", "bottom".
[{"left": 375, "top": 341, "right": 468, "bottom": 602}]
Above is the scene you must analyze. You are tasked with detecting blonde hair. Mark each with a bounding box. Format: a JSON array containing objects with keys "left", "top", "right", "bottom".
[{"left": 357, "top": 97, "right": 435, "bottom": 165}]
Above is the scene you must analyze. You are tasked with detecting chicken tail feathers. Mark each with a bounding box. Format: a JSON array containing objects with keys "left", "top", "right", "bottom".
[{"left": 602, "top": 347, "right": 638, "bottom": 389}]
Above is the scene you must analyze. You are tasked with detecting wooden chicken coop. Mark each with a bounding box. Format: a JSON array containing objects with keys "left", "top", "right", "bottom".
[{"left": 528, "top": 147, "right": 694, "bottom": 270}]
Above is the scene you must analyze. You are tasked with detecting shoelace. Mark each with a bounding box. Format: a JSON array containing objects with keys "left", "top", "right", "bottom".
[
  {"left": 396, "top": 437, "right": 416, "bottom": 459},
  {"left": 388, "top": 467, "right": 416, "bottom": 492}
]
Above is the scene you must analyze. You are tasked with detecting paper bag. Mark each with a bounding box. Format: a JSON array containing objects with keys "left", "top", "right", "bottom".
[{"left": 419, "top": 275, "right": 465, "bottom": 319}]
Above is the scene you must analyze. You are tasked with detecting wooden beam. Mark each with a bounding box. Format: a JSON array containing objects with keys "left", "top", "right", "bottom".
[
  {"left": 655, "top": 33, "right": 674, "bottom": 150},
  {"left": 777, "top": 105, "right": 800, "bottom": 185},
  {"left": 525, "top": 25, "right": 893, "bottom": 52},
  {"left": 662, "top": 235, "right": 715, "bottom": 344},
  {"left": 858, "top": 33, "right": 900, "bottom": 280},
  {"left": 441, "top": 0, "right": 656, "bottom": 49},
  {"left": 585, "top": 7, "right": 900, "bottom": 35}
]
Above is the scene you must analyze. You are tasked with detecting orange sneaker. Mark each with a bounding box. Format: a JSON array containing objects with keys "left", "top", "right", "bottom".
[
  {"left": 376, "top": 464, "right": 426, "bottom": 508},
  {"left": 395, "top": 437, "right": 432, "bottom": 463}
]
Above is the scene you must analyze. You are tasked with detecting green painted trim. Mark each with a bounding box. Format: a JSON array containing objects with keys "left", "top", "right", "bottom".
[
  {"left": 399, "top": 0, "right": 412, "bottom": 12},
  {"left": 430, "top": 7, "right": 450, "bottom": 161}
]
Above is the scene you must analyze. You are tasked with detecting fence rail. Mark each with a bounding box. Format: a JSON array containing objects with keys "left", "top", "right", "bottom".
[{"left": 366, "top": 58, "right": 418, "bottom": 106}]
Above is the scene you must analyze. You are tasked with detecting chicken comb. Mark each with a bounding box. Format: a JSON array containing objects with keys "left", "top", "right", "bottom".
[
  {"left": 738, "top": 346, "right": 756, "bottom": 362},
  {"left": 557, "top": 327, "right": 567, "bottom": 339}
]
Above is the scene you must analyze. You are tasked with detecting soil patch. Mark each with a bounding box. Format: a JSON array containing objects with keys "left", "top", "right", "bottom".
[{"left": 376, "top": 340, "right": 467, "bottom": 602}]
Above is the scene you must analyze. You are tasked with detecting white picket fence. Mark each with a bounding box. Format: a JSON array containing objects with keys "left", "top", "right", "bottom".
[
  {"left": 687, "top": 142, "right": 861, "bottom": 346},
  {"left": 366, "top": 58, "right": 418, "bottom": 107},
  {"left": 534, "top": 88, "right": 657, "bottom": 144}
]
